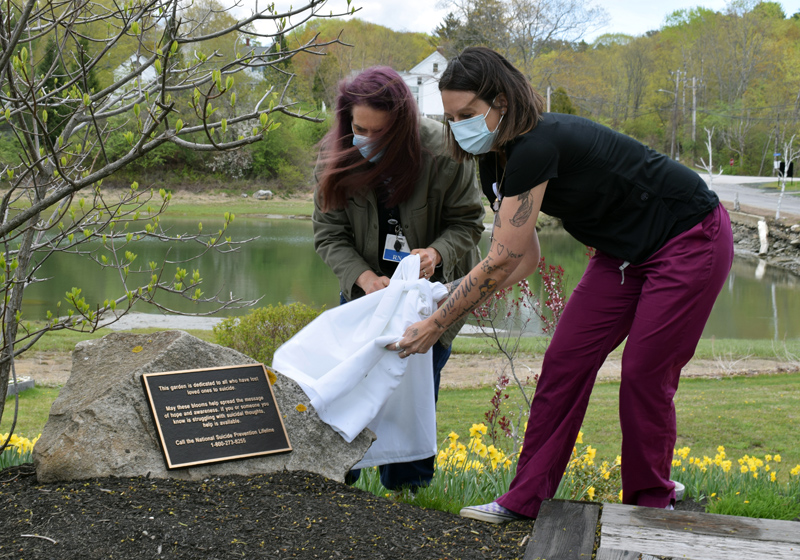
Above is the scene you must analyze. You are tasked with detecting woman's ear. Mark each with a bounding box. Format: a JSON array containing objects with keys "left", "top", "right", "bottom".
[{"left": 495, "top": 93, "right": 508, "bottom": 115}]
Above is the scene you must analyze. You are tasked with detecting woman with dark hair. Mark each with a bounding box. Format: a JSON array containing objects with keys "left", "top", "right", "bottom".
[
  {"left": 394, "top": 47, "right": 734, "bottom": 521},
  {"left": 313, "top": 66, "right": 485, "bottom": 491}
]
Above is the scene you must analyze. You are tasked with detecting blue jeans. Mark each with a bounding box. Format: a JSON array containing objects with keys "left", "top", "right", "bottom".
[{"left": 340, "top": 293, "right": 450, "bottom": 490}]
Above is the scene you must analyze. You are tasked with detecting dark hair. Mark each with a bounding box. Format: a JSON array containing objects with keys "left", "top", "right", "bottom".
[
  {"left": 439, "top": 47, "right": 545, "bottom": 161},
  {"left": 317, "top": 66, "right": 422, "bottom": 212}
]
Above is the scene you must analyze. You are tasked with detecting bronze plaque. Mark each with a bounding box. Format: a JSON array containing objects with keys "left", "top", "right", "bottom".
[{"left": 141, "top": 364, "right": 291, "bottom": 469}]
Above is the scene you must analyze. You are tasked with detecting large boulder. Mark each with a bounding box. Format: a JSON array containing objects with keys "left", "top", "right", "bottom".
[{"left": 34, "top": 330, "right": 374, "bottom": 483}]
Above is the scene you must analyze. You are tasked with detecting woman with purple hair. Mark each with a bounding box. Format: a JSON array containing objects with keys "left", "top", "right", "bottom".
[{"left": 312, "top": 66, "right": 485, "bottom": 491}]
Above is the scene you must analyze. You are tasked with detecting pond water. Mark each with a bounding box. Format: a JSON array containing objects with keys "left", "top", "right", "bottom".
[{"left": 22, "top": 217, "right": 800, "bottom": 340}]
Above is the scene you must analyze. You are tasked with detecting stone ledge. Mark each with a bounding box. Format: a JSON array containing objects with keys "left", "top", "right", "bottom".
[{"left": 5, "top": 376, "right": 35, "bottom": 398}]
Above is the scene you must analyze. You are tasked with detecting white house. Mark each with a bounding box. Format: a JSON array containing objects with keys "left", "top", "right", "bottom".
[
  {"left": 112, "top": 54, "right": 159, "bottom": 88},
  {"left": 401, "top": 50, "right": 448, "bottom": 120}
]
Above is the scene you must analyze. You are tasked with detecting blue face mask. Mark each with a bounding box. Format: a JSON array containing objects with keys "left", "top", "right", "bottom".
[
  {"left": 352, "top": 131, "right": 385, "bottom": 163},
  {"left": 449, "top": 101, "right": 504, "bottom": 155}
]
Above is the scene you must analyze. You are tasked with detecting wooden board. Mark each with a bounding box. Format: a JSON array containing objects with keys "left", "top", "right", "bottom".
[
  {"left": 594, "top": 548, "right": 641, "bottom": 560},
  {"left": 595, "top": 549, "right": 661, "bottom": 560},
  {"left": 523, "top": 500, "right": 600, "bottom": 560},
  {"left": 600, "top": 503, "right": 800, "bottom": 560}
]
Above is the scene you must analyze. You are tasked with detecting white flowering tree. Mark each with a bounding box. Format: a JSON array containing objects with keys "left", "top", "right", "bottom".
[{"left": 0, "top": 0, "right": 356, "bottom": 435}]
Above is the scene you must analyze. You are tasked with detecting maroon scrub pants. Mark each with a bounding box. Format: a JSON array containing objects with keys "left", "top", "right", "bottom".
[{"left": 497, "top": 204, "right": 733, "bottom": 518}]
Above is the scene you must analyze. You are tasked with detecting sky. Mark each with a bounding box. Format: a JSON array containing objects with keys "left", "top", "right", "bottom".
[{"left": 235, "top": 0, "right": 800, "bottom": 42}]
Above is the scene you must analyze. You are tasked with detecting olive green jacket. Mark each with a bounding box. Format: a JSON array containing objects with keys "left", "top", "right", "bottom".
[{"left": 313, "top": 117, "right": 485, "bottom": 347}]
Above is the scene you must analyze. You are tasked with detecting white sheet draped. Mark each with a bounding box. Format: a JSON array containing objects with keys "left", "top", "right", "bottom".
[{"left": 272, "top": 255, "right": 445, "bottom": 469}]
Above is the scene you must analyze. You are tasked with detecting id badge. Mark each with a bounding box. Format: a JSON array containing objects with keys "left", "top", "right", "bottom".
[{"left": 383, "top": 234, "right": 411, "bottom": 263}]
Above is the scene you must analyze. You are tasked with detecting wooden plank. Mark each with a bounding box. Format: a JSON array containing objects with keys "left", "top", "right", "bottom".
[
  {"left": 600, "top": 503, "right": 800, "bottom": 560},
  {"left": 524, "top": 500, "right": 600, "bottom": 560},
  {"left": 594, "top": 547, "right": 642, "bottom": 560}
]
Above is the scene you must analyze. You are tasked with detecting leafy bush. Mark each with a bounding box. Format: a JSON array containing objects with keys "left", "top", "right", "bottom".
[
  {"left": 249, "top": 112, "right": 330, "bottom": 190},
  {"left": 213, "top": 303, "right": 323, "bottom": 366}
]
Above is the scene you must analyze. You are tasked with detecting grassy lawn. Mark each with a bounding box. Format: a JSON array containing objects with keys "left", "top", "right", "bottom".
[
  {"left": 756, "top": 180, "right": 800, "bottom": 192},
  {"left": 437, "top": 372, "right": 800, "bottom": 477},
  {"left": 166, "top": 196, "right": 316, "bottom": 219},
  {"left": 6, "top": 360, "right": 800, "bottom": 478},
  {"left": 452, "top": 335, "right": 800, "bottom": 361}
]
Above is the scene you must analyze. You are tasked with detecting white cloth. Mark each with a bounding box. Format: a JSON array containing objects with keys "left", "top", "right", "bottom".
[{"left": 272, "top": 255, "right": 446, "bottom": 469}]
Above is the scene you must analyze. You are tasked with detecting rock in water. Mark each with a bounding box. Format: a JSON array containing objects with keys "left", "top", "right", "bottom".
[{"left": 34, "top": 330, "right": 374, "bottom": 483}]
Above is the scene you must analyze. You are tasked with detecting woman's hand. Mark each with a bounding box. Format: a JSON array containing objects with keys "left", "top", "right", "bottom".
[
  {"left": 391, "top": 318, "right": 441, "bottom": 358},
  {"left": 356, "top": 270, "right": 390, "bottom": 294},
  {"left": 411, "top": 247, "right": 440, "bottom": 280}
]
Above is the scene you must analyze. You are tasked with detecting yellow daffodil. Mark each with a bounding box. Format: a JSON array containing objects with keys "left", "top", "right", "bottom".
[
  {"left": 469, "top": 423, "right": 487, "bottom": 438},
  {"left": 587, "top": 487, "right": 595, "bottom": 500},
  {"left": 576, "top": 431, "right": 583, "bottom": 444}
]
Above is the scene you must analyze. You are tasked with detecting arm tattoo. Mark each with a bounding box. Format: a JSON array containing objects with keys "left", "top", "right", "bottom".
[
  {"left": 440, "top": 274, "right": 477, "bottom": 320},
  {"left": 481, "top": 256, "right": 501, "bottom": 274},
  {"left": 445, "top": 277, "right": 463, "bottom": 296},
  {"left": 493, "top": 212, "right": 502, "bottom": 229},
  {"left": 510, "top": 190, "right": 535, "bottom": 227}
]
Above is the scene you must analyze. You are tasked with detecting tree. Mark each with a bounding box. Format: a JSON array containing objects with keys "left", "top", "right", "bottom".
[
  {"left": 436, "top": 0, "right": 607, "bottom": 77},
  {"left": 549, "top": 86, "right": 576, "bottom": 114},
  {"left": 288, "top": 18, "right": 435, "bottom": 108},
  {"left": 0, "top": 0, "right": 354, "bottom": 437}
]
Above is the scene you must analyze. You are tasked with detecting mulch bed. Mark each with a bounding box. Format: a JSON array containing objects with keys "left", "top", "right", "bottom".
[
  {"left": 0, "top": 465, "right": 533, "bottom": 559},
  {"left": 0, "top": 465, "right": 712, "bottom": 560}
]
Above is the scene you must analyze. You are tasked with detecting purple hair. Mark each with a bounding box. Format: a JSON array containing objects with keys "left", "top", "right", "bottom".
[{"left": 317, "top": 66, "right": 422, "bottom": 212}]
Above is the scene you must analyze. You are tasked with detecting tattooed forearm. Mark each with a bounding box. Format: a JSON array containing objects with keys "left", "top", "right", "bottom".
[
  {"left": 477, "top": 277, "right": 498, "bottom": 299},
  {"left": 440, "top": 273, "right": 477, "bottom": 320},
  {"left": 445, "top": 277, "right": 463, "bottom": 297},
  {"left": 481, "top": 256, "right": 502, "bottom": 274},
  {"left": 505, "top": 248, "right": 524, "bottom": 259},
  {"left": 439, "top": 279, "right": 500, "bottom": 326},
  {"left": 510, "top": 190, "right": 534, "bottom": 227}
]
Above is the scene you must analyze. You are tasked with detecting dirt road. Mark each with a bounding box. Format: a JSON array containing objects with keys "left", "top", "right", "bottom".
[{"left": 13, "top": 347, "right": 798, "bottom": 391}]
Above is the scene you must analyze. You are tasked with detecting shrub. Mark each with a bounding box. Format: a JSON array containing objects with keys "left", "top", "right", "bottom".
[{"left": 213, "top": 303, "right": 323, "bottom": 366}]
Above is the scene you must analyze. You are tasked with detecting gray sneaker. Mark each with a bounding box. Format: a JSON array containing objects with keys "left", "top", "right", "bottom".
[
  {"left": 459, "top": 501, "right": 525, "bottom": 524},
  {"left": 672, "top": 480, "right": 685, "bottom": 502}
]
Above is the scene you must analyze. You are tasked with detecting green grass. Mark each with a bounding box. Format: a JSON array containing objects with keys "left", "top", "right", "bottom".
[
  {"left": 19, "top": 325, "right": 216, "bottom": 353},
  {"left": 437, "top": 372, "right": 800, "bottom": 476},
  {"left": 707, "top": 486, "right": 800, "bottom": 520},
  {"left": 756, "top": 180, "right": 800, "bottom": 193},
  {"left": 166, "top": 197, "right": 315, "bottom": 219},
  {"left": 452, "top": 335, "right": 800, "bottom": 361},
  {"left": 2, "top": 387, "right": 61, "bottom": 439}
]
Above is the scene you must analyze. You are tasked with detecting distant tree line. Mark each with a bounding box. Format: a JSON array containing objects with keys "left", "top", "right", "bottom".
[{"left": 4, "top": 0, "right": 799, "bottom": 190}]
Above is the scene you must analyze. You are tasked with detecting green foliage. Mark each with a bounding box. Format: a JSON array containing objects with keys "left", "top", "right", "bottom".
[
  {"left": 550, "top": 86, "right": 577, "bottom": 115},
  {"left": 0, "top": 133, "right": 22, "bottom": 171},
  {"left": 249, "top": 113, "right": 329, "bottom": 190},
  {"left": 213, "top": 303, "right": 323, "bottom": 366},
  {"left": 289, "top": 18, "right": 435, "bottom": 107},
  {"left": 707, "top": 486, "right": 800, "bottom": 520}
]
